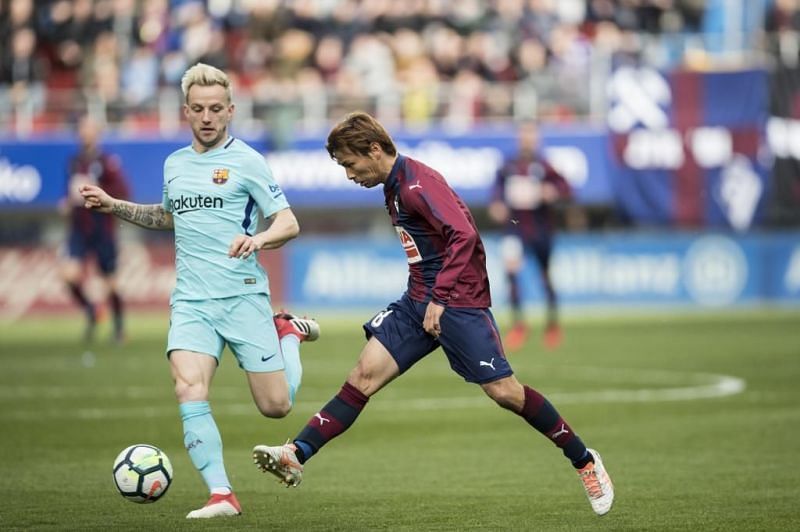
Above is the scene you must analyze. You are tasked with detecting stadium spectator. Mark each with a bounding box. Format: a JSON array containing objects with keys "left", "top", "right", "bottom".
[
  {"left": 253, "top": 111, "right": 614, "bottom": 517},
  {"left": 488, "top": 120, "right": 572, "bottom": 351},
  {"left": 1, "top": 0, "right": 744, "bottom": 133},
  {"left": 120, "top": 43, "right": 159, "bottom": 108},
  {"left": 81, "top": 31, "right": 124, "bottom": 120},
  {"left": 0, "top": 0, "right": 34, "bottom": 40},
  {"left": 764, "top": 0, "right": 800, "bottom": 64},
  {"left": 108, "top": 0, "right": 138, "bottom": 59},
  {"left": 78, "top": 63, "right": 321, "bottom": 519},
  {"left": 0, "top": 26, "right": 46, "bottom": 111},
  {"left": 59, "top": 115, "right": 130, "bottom": 343}
]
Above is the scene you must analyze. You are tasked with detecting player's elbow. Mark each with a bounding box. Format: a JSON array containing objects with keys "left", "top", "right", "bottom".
[
  {"left": 459, "top": 229, "right": 479, "bottom": 250},
  {"left": 286, "top": 218, "right": 300, "bottom": 240},
  {"left": 276, "top": 220, "right": 299, "bottom": 246},
  {"left": 278, "top": 210, "right": 300, "bottom": 241}
]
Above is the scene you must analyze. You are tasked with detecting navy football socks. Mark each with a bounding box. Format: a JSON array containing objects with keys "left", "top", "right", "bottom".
[
  {"left": 293, "top": 381, "right": 369, "bottom": 464},
  {"left": 519, "top": 385, "right": 589, "bottom": 466}
]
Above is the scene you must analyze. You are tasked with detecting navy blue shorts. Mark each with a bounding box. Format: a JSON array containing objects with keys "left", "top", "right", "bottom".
[
  {"left": 502, "top": 231, "right": 553, "bottom": 272},
  {"left": 363, "top": 294, "right": 513, "bottom": 384},
  {"left": 67, "top": 231, "right": 118, "bottom": 275},
  {"left": 524, "top": 237, "right": 553, "bottom": 271}
]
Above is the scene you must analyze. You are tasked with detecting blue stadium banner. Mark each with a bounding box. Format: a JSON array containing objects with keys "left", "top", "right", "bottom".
[
  {"left": 0, "top": 138, "right": 182, "bottom": 209},
  {"left": 767, "top": 65, "right": 800, "bottom": 225},
  {"left": 0, "top": 127, "right": 613, "bottom": 209},
  {"left": 265, "top": 126, "right": 613, "bottom": 206},
  {"left": 284, "top": 232, "right": 800, "bottom": 310},
  {"left": 607, "top": 65, "right": 769, "bottom": 230}
]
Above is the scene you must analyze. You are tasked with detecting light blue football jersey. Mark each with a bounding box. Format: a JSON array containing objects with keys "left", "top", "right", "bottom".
[{"left": 162, "top": 137, "right": 289, "bottom": 302}]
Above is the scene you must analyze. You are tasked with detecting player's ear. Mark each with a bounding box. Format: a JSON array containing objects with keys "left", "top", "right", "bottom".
[{"left": 368, "top": 142, "right": 382, "bottom": 160}]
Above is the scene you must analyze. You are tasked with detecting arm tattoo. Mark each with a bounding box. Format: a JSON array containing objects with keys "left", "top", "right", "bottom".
[{"left": 111, "top": 201, "right": 173, "bottom": 230}]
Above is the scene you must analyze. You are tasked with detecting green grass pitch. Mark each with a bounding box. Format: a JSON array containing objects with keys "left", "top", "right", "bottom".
[{"left": 1, "top": 308, "right": 799, "bottom": 531}]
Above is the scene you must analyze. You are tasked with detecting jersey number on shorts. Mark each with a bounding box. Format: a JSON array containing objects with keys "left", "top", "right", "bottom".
[{"left": 371, "top": 310, "right": 394, "bottom": 328}]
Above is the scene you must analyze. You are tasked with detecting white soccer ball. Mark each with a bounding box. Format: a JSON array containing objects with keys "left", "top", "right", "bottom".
[{"left": 112, "top": 444, "right": 173, "bottom": 503}]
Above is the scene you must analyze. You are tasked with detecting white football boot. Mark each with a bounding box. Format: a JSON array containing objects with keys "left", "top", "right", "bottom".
[
  {"left": 576, "top": 448, "right": 614, "bottom": 516},
  {"left": 185, "top": 492, "right": 241, "bottom": 518},
  {"left": 253, "top": 442, "right": 304, "bottom": 487},
  {"left": 274, "top": 312, "right": 320, "bottom": 342}
]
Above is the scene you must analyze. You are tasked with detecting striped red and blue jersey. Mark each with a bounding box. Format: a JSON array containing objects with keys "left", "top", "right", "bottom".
[
  {"left": 491, "top": 154, "right": 571, "bottom": 241},
  {"left": 384, "top": 154, "right": 491, "bottom": 309},
  {"left": 67, "top": 150, "right": 130, "bottom": 237}
]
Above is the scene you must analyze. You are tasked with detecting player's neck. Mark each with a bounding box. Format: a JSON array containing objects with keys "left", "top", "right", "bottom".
[
  {"left": 192, "top": 134, "right": 230, "bottom": 154},
  {"left": 81, "top": 146, "right": 99, "bottom": 158},
  {"left": 381, "top": 154, "right": 399, "bottom": 180}
]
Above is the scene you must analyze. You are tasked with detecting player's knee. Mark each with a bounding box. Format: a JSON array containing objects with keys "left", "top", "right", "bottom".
[
  {"left": 173, "top": 380, "right": 209, "bottom": 403},
  {"left": 256, "top": 399, "right": 291, "bottom": 419},
  {"left": 482, "top": 379, "right": 523, "bottom": 411},
  {"left": 347, "top": 366, "right": 377, "bottom": 396},
  {"left": 345, "top": 344, "right": 396, "bottom": 397}
]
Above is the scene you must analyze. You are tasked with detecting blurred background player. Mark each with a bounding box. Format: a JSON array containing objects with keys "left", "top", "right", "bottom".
[
  {"left": 488, "top": 121, "right": 572, "bottom": 351},
  {"left": 253, "top": 112, "right": 613, "bottom": 517},
  {"left": 59, "top": 115, "right": 129, "bottom": 343}
]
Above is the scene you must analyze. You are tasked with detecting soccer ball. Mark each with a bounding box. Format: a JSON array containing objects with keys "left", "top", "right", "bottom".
[{"left": 112, "top": 444, "right": 173, "bottom": 503}]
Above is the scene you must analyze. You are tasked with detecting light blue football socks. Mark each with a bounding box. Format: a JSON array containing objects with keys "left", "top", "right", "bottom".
[
  {"left": 180, "top": 400, "right": 231, "bottom": 493},
  {"left": 280, "top": 335, "right": 302, "bottom": 403}
]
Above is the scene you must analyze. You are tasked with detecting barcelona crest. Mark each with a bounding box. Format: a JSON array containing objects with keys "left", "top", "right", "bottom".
[{"left": 212, "top": 168, "right": 230, "bottom": 184}]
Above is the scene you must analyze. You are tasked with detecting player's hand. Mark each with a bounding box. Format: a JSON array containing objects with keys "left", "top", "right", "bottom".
[
  {"left": 487, "top": 201, "right": 509, "bottom": 224},
  {"left": 229, "top": 234, "right": 260, "bottom": 259},
  {"left": 541, "top": 182, "right": 559, "bottom": 203},
  {"left": 57, "top": 197, "right": 70, "bottom": 216},
  {"left": 423, "top": 301, "right": 445, "bottom": 338},
  {"left": 79, "top": 184, "right": 115, "bottom": 213}
]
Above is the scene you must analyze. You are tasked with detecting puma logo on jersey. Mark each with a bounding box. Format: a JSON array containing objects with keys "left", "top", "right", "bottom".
[
  {"left": 479, "top": 358, "right": 496, "bottom": 371},
  {"left": 409, "top": 181, "right": 422, "bottom": 190},
  {"left": 551, "top": 424, "right": 569, "bottom": 439}
]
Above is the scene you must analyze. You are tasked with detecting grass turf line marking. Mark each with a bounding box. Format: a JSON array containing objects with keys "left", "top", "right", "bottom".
[{"left": 0, "top": 368, "right": 745, "bottom": 420}]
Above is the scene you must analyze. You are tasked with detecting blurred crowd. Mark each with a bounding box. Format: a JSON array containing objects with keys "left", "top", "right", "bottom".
[{"left": 0, "top": 0, "right": 780, "bottom": 133}]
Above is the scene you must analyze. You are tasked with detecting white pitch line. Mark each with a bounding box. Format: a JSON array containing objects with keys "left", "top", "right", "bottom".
[{"left": 0, "top": 369, "right": 745, "bottom": 421}]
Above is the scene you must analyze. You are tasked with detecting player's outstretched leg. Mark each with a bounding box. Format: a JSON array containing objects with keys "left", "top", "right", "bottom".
[
  {"left": 186, "top": 492, "right": 242, "bottom": 518},
  {"left": 576, "top": 449, "right": 614, "bottom": 516},
  {"left": 252, "top": 442, "right": 303, "bottom": 487},
  {"left": 508, "top": 383, "right": 614, "bottom": 515},
  {"left": 179, "top": 401, "right": 238, "bottom": 518},
  {"left": 274, "top": 311, "right": 320, "bottom": 342},
  {"left": 253, "top": 381, "right": 370, "bottom": 487},
  {"left": 273, "top": 310, "right": 320, "bottom": 403}
]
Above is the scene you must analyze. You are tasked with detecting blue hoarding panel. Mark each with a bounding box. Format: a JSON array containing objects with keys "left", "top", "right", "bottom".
[
  {"left": 0, "top": 127, "right": 613, "bottom": 209},
  {"left": 762, "top": 234, "right": 800, "bottom": 302},
  {"left": 283, "top": 232, "right": 800, "bottom": 310}
]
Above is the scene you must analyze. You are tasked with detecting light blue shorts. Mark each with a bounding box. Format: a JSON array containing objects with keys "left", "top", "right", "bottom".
[{"left": 166, "top": 293, "right": 283, "bottom": 373}]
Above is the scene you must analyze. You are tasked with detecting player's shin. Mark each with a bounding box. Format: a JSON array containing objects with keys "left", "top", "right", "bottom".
[
  {"left": 279, "top": 335, "right": 302, "bottom": 403},
  {"left": 517, "top": 385, "right": 591, "bottom": 467},
  {"left": 180, "top": 401, "right": 232, "bottom": 492},
  {"left": 293, "top": 381, "right": 369, "bottom": 463}
]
